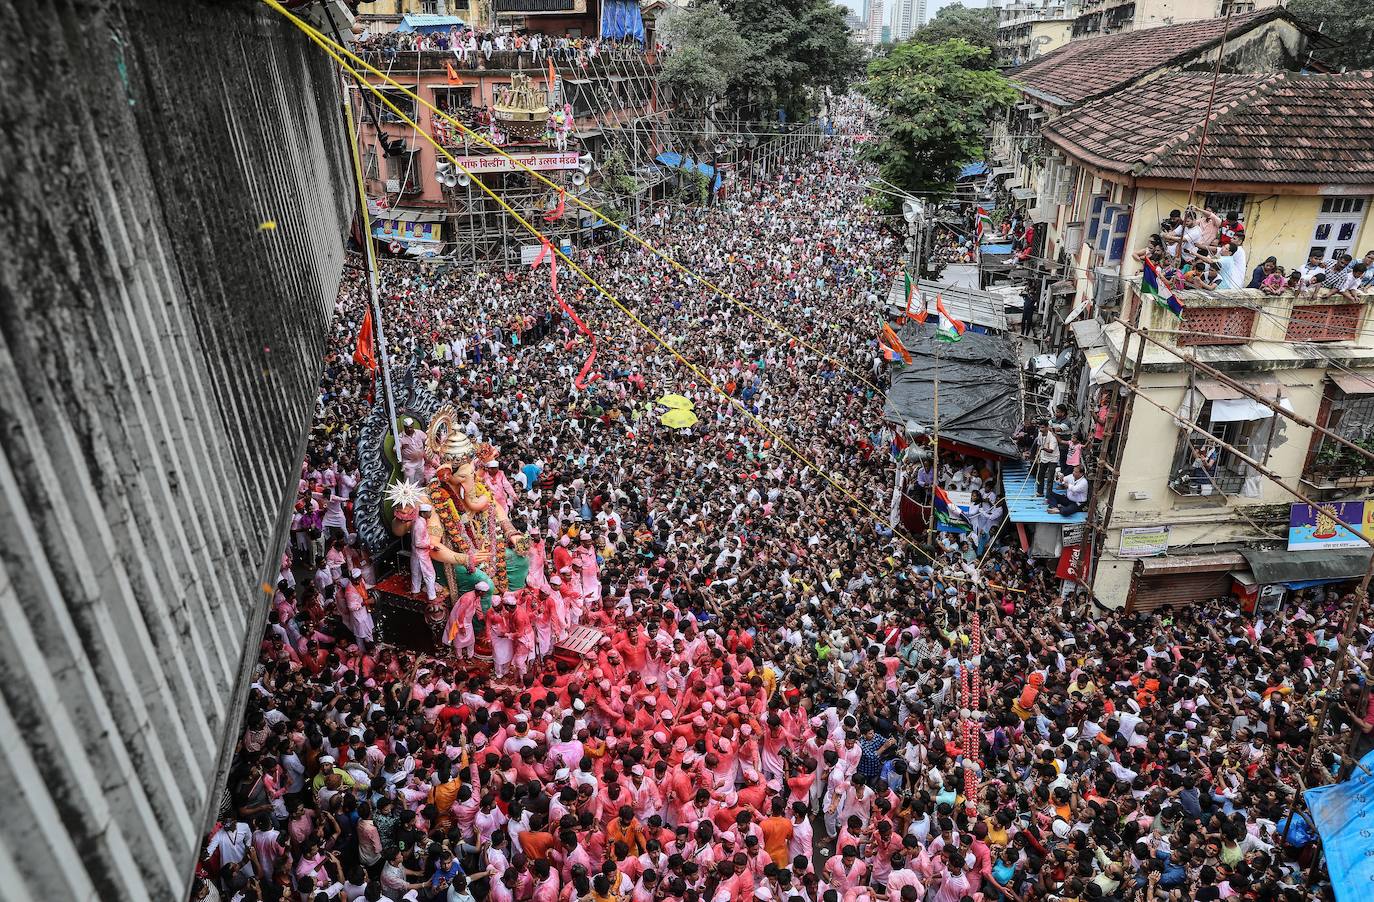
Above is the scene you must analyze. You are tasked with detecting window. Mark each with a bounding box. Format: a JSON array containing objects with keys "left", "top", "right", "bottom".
[
  {"left": 1095, "top": 203, "right": 1131, "bottom": 263},
  {"left": 1304, "top": 379, "right": 1374, "bottom": 486},
  {"left": 1086, "top": 195, "right": 1108, "bottom": 245},
  {"left": 386, "top": 150, "right": 422, "bottom": 194},
  {"left": 1286, "top": 304, "right": 1364, "bottom": 342},
  {"left": 363, "top": 147, "right": 379, "bottom": 182},
  {"left": 1311, "top": 197, "right": 1368, "bottom": 260},
  {"left": 1169, "top": 399, "right": 1269, "bottom": 496},
  {"left": 1179, "top": 306, "right": 1255, "bottom": 346},
  {"left": 1203, "top": 192, "right": 1247, "bottom": 220},
  {"left": 373, "top": 89, "right": 418, "bottom": 124}
]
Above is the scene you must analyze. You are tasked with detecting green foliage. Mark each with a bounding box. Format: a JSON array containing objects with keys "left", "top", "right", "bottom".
[
  {"left": 598, "top": 148, "right": 640, "bottom": 221},
  {"left": 860, "top": 39, "right": 1015, "bottom": 212},
  {"left": 1286, "top": 0, "right": 1374, "bottom": 71},
  {"left": 660, "top": 2, "right": 751, "bottom": 112},
  {"left": 909, "top": 3, "right": 998, "bottom": 55},
  {"left": 663, "top": 0, "right": 863, "bottom": 121}
]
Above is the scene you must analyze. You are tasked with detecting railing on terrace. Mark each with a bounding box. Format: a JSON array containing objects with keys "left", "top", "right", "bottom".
[{"left": 354, "top": 47, "right": 662, "bottom": 74}]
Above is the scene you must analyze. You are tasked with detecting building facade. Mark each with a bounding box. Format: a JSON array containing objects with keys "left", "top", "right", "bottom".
[
  {"left": 1070, "top": 0, "right": 1282, "bottom": 39},
  {"left": 995, "top": 1, "right": 1075, "bottom": 67},
  {"left": 892, "top": 0, "right": 927, "bottom": 42},
  {"left": 1026, "top": 70, "right": 1374, "bottom": 609}
]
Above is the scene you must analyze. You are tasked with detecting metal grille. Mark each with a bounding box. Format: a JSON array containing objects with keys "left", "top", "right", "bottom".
[
  {"left": 1285, "top": 304, "right": 1363, "bottom": 342},
  {"left": 1179, "top": 306, "right": 1255, "bottom": 346}
]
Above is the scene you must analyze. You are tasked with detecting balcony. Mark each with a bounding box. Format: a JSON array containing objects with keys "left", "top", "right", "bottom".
[
  {"left": 1302, "top": 378, "right": 1374, "bottom": 490},
  {"left": 356, "top": 47, "right": 660, "bottom": 76},
  {"left": 1169, "top": 434, "right": 1248, "bottom": 497}
]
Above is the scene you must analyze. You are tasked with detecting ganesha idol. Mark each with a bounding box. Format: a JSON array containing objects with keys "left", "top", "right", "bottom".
[{"left": 388, "top": 405, "right": 530, "bottom": 631}]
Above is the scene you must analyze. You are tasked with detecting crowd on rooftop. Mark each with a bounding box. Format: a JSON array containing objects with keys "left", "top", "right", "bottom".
[{"left": 194, "top": 98, "right": 1365, "bottom": 902}]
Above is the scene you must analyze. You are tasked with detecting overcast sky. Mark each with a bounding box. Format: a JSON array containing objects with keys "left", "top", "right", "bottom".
[{"left": 837, "top": 0, "right": 979, "bottom": 24}]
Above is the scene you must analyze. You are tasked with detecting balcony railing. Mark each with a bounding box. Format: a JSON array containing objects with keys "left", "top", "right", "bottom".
[
  {"left": 1169, "top": 435, "right": 1247, "bottom": 497},
  {"left": 355, "top": 47, "right": 660, "bottom": 75}
]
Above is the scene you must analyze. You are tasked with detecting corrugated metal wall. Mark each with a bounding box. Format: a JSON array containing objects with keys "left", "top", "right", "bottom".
[{"left": 0, "top": 0, "right": 352, "bottom": 899}]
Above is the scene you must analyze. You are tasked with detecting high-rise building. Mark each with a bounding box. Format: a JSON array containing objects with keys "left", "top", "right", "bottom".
[
  {"left": 891, "top": 0, "right": 927, "bottom": 41},
  {"left": 866, "top": 0, "right": 886, "bottom": 44}
]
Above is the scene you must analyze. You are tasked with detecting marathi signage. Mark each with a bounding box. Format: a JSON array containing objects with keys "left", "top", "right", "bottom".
[
  {"left": 447, "top": 151, "right": 580, "bottom": 174},
  {"left": 1287, "top": 501, "right": 1373, "bottom": 551},
  {"left": 1119, "top": 525, "right": 1170, "bottom": 558}
]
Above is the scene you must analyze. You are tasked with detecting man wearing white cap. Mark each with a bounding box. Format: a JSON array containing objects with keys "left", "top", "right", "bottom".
[
  {"left": 411, "top": 500, "right": 437, "bottom": 601},
  {"left": 445, "top": 580, "right": 488, "bottom": 658},
  {"left": 485, "top": 593, "right": 515, "bottom": 677},
  {"left": 398, "top": 416, "right": 427, "bottom": 483}
]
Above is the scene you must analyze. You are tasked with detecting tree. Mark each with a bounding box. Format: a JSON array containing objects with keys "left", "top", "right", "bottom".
[
  {"left": 910, "top": 3, "right": 998, "bottom": 54},
  {"left": 860, "top": 39, "right": 1015, "bottom": 212},
  {"left": 659, "top": 2, "right": 751, "bottom": 114},
  {"left": 1286, "top": 0, "right": 1374, "bottom": 70}
]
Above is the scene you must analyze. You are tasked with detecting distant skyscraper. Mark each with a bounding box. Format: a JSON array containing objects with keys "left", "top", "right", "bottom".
[
  {"left": 866, "top": 0, "right": 885, "bottom": 44},
  {"left": 891, "top": 0, "right": 926, "bottom": 40}
]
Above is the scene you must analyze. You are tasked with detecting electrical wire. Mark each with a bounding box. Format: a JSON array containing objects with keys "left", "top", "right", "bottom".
[{"left": 262, "top": 0, "right": 1026, "bottom": 594}]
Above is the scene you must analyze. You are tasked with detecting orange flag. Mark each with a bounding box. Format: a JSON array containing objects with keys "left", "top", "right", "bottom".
[
  {"left": 354, "top": 308, "right": 378, "bottom": 374},
  {"left": 446, "top": 60, "right": 463, "bottom": 85}
]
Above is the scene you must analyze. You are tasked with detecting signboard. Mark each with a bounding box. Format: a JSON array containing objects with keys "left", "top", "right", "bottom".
[
  {"left": 520, "top": 244, "right": 544, "bottom": 265},
  {"left": 1287, "top": 501, "right": 1373, "bottom": 550},
  {"left": 375, "top": 220, "right": 442, "bottom": 242},
  {"left": 447, "top": 151, "right": 580, "bottom": 174},
  {"left": 1056, "top": 543, "right": 1087, "bottom": 582},
  {"left": 1119, "top": 525, "right": 1170, "bottom": 558}
]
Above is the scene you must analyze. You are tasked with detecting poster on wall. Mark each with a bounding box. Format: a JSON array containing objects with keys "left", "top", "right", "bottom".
[
  {"left": 1056, "top": 543, "right": 1087, "bottom": 582},
  {"left": 1119, "top": 525, "right": 1170, "bottom": 558},
  {"left": 1287, "top": 501, "right": 1373, "bottom": 550}
]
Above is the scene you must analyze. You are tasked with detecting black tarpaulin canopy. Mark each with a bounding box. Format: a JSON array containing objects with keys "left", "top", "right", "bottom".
[{"left": 882, "top": 324, "right": 1023, "bottom": 459}]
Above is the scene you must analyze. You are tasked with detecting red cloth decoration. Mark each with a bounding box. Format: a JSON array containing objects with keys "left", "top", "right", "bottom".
[{"left": 531, "top": 239, "right": 597, "bottom": 389}]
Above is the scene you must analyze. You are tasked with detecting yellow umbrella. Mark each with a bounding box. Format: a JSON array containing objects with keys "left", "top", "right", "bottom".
[
  {"left": 659, "top": 408, "right": 699, "bottom": 429},
  {"left": 656, "top": 393, "right": 694, "bottom": 410}
]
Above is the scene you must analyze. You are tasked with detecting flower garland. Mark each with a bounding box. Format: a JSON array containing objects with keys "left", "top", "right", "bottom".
[{"left": 427, "top": 480, "right": 509, "bottom": 594}]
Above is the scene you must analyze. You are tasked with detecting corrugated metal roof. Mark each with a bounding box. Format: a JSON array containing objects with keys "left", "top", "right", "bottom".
[{"left": 885, "top": 276, "right": 1009, "bottom": 332}]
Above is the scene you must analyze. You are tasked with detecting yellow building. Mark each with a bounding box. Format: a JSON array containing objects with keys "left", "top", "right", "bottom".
[
  {"left": 1071, "top": 0, "right": 1282, "bottom": 39},
  {"left": 1029, "top": 70, "right": 1374, "bottom": 610}
]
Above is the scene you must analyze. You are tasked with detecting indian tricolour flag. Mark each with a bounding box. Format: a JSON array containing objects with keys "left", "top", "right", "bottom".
[
  {"left": 1141, "top": 257, "right": 1183, "bottom": 318},
  {"left": 975, "top": 206, "right": 993, "bottom": 241},
  {"left": 935, "top": 295, "right": 965, "bottom": 342}
]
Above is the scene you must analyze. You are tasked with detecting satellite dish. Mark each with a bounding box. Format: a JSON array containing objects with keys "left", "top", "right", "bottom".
[{"left": 902, "top": 198, "right": 924, "bottom": 224}]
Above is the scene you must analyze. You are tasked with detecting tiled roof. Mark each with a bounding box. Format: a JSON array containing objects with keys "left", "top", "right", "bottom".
[
  {"left": 1041, "top": 71, "right": 1374, "bottom": 185},
  {"left": 1011, "top": 8, "right": 1286, "bottom": 108}
]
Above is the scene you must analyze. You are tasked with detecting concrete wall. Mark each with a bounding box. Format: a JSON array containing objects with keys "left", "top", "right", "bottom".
[{"left": 0, "top": 0, "right": 353, "bottom": 899}]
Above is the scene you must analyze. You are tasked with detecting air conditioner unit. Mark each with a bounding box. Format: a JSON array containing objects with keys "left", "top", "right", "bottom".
[
  {"left": 1063, "top": 222, "right": 1084, "bottom": 257},
  {"left": 1094, "top": 264, "right": 1121, "bottom": 304}
]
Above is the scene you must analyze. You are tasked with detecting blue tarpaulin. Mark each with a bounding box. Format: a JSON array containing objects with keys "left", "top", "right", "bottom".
[
  {"left": 396, "top": 14, "right": 464, "bottom": 33},
  {"left": 600, "top": 0, "right": 645, "bottom": 41},
  {"left": 1304, "top": 745, "right": 1374, "bottom": 902},
  {"left": 980, "top": 242, "right": 1014, "bottom": 254},
  {"left": 958, "top": 162, "right": 988, "bottom": 179},
  {"left": 654, "top": 152, "right": 723, "bottom": 191}
]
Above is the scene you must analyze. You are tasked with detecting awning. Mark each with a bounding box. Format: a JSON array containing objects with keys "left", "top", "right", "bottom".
[
  {"left": 369, "top": 205, "right": 445, "bottom": 223},
  {"left": 1050, "top": 279, "right": 1075, "bottom": 295},
  {"left": 396, "top": 13, "right": 464, "bottom": 33},
  {"left": 1194, "top": 376, "right": 1285, "bottom": 401},
  {"left": 958, "top": 162, "right": 988, "bottom": 179},
  {"left": 885, "top": 276, "right": 1009, "bottom": 332},
  {"left": 573, "top": 127, "right": 603, "bottom": 139},
  {"left": 1137, "top": 552, "right": 1245, "bottom": 576},
  {"left": 1239, "top": 547, "right": 1371, "bottom": 588},
  {"left": 1331, "top": 371, "right": 1374, "bottom": 395},
  {"left": 1071, "top": 319, "right": 1104, "bottom": 350},
  {"left": 1011, "top": 187, "right": 1037, "bottom": 201}
]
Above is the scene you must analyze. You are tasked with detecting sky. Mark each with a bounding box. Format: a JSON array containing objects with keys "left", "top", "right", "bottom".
[{"left": 837, "top": 0, "right": 977, "bottom": 24}]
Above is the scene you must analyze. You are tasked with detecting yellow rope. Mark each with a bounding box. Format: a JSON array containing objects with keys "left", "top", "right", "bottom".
[
  {"left": 261, "top": 0, "right": 887, "bottom": 398},
  {"left": 259, "top": 0, "right": 1021, "bottom": 593}
]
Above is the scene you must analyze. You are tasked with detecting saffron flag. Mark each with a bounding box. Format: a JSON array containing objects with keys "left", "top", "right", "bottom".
[
  {"left": 879, "top": 320, "right": 913, "bottom": 365},
  {"left": 933, "top": 485, "right": 970, "bottom": 532},
  {"left": 975, "top": 206, "right": 993, "bottom": 242},
  {"left": 446, "top": 60, "right": 463, "bottom": 85},
  {"left": 935, "top": 295, "right": 965, "bottom": 342},
  {"left": 1141, "top": 257, "right": 1183, "bottom": 318},
  {"left": 354, "top": 307, "right": 378, "bottom": 375},
  {"left": 904, "top": 272, "right": 927, "bottom": 324},
  {"left": 547, "top": 59, "right": 559, "bottom": 103}
]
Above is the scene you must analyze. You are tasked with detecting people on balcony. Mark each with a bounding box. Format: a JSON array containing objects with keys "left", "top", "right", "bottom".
[{"left": 1045, "top": 463, "right": 1088, "bottom": 516}]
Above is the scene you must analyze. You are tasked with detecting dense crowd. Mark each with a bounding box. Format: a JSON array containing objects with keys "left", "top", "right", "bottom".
[
  {"left": 197, "top": 101, "right": 1361, "bottom": 902},
  {"left": 356, "top": 26, "right": 656, "bottom": 70}
]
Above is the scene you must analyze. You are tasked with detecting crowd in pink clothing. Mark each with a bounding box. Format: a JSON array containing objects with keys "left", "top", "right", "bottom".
[{"left": 196, "top": 99, "right": 1359, "bottom": 902}]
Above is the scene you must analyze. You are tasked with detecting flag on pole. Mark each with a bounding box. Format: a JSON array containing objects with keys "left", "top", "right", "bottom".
[
  {"left": 446, "top": 60, "right": 464, "bottom": 85},
  {"left": 879, "top": 319, "right": 913, "bottom": 365},
  {"left": 935, "top": 295, "right": 965, "bottom": 343},
  {"left": 975, "top": 206, "right": 993, "bottom": 242},
  {"left": 547, "top": 59, "right": 560, "bottom": 104},
  {"left": 904, "top": 272, "right": 928, "bottom": 324},
  {"left": 1141, "top": 257, "right": 1183, "bottom": 318},
  {"left": 354, "top": 307, "right": 378, "bottom": 374},
  {"left": 933, "top": 485, "right": 970, "bottom": 532}
]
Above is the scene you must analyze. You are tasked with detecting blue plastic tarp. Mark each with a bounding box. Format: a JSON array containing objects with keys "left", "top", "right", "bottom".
[
  {"left": 654, "top": 152, "right": 722, "bottom": 191},
  {"left": 600, "top": 0, "right": 645, "bottom": 41},
  {"left": 980, "top": 242, "right": 1014, "bottom": 254},
  {"left": 958, "top": 162, "right": 988, "bottom": 179},
  {"left": 1304, "top": 745, "right": 1374, "bottom": 902},
  {"left": 396, "top": 14, "right": 464, "bottom": 33}
]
